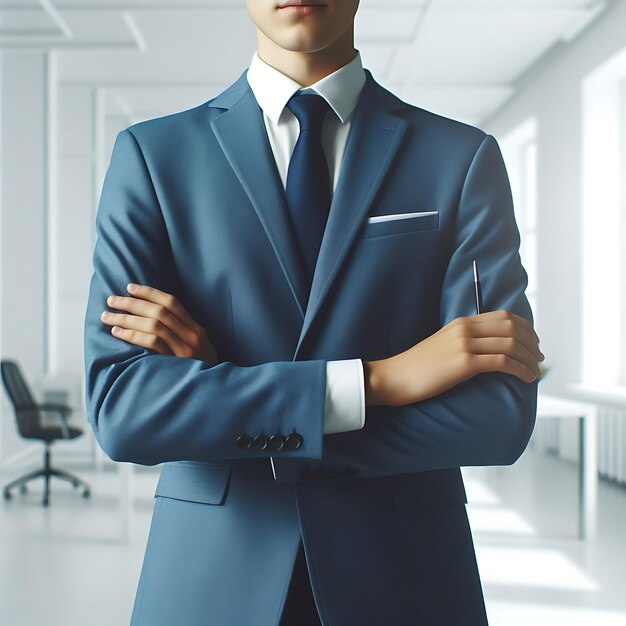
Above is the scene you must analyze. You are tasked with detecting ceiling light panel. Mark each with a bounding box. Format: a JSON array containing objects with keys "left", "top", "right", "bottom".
[
  {"left": 0, "top": 6, "right": 60, "bottom": 36},
  {"left": 58, "top": 9, "right": 254, "bottom": 82},
  {"left": 20, "top": 0, "right": 248, "bottom": 6},
  {"left": 355, "top": 7, "right": 423, "bottom": 42},
  {"left": 436, "top": 0, "right": 600, "bottom": 7},
  {"left": 59, "top": 10, "right": 137, "bottom": 42},
  {"left": 390, "top": 5, "right": 596, "bottom": 85},
  {"left": 0, "top": 0, "right": 40, "bottom": 6}
]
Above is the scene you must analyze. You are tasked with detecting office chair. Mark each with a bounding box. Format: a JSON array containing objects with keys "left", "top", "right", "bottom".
[{"left": 1, "top": 359, "right": 91, "bottom": 506}]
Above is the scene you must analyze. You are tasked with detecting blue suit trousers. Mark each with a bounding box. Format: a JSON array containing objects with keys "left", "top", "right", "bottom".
[{"left": 279, "top": 540, "right": 322, "bottom": 626}]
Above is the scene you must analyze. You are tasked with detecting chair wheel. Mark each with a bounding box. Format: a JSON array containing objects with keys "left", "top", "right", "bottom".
[
  {"left": 82, "top": 489, "right": 91, "bottom": 498},
  {"left": 42, "top": 498, "right": 49, "bottom": 507},
  {"left": 3, "top": 490, "right": 11, "bottom": 501},
  {"left": 72, "top": 481, "right": 79, "bottom": 489},
  {"left": 19, "top": 484, "right": 28, "bottom": 494}
]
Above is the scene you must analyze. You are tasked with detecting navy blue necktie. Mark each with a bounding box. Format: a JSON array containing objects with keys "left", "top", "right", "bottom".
[{"left": 285, "top": 93, "right": 332, "bottom": 294}]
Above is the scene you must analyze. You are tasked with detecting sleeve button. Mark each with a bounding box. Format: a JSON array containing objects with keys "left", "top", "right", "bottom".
[
  {"left": 236, "top": 433, "right": 252, "bottom": 450},
  {"left": 252, "top": 434, "right": 269, "bottom": 451},
  {"left": 284, "top": 433, "right": 303, "bottom": 450},
  {"left": 268, "top": 434, "right": 285, "bottom": 451}
]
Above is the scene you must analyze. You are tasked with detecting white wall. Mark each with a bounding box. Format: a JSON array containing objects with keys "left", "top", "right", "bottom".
[
  {"left": 0, "top": 52, "right": 119, "bottom": 467},
  {"left": 1, "top": 52, "right": 49, "bottom": 465}
]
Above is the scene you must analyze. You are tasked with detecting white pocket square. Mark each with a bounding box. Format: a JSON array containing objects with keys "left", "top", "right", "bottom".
[{"left": 366, "top": 211, "right": 438, "bottom": 224}]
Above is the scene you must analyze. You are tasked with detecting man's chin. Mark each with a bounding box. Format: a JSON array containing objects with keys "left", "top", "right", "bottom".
[{"left": 272, "top": 31, "right": 333, "bottom": 54}]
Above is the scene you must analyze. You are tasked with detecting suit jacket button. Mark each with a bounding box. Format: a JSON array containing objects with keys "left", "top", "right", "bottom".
[
  {"left": 268, "top": 434, "right": 285, "bottom": 451},
  {"left": 236, "top": 433, "right": 252, "bottom": 450},
  {"left": 284, "top": 433, "right": 303, "bottom": 450},
  {"left": 252, "top": 434, "right": 269, "bottom": 451}
]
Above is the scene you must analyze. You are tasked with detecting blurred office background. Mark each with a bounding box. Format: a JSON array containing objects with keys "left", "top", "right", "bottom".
[{"left": 1, "top": 0, "right": 626, "bottom": 624}]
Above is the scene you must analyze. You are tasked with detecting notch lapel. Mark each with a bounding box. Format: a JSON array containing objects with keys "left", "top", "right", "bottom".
[
  {"left": 292, "top": 70, "right": 408, "bottom": 360},
  {"left": 208, "top": 69, "right": 409, "bottom": 359},
  {"left": 209, "top": 72, "right": 310, "bottom": 318}
]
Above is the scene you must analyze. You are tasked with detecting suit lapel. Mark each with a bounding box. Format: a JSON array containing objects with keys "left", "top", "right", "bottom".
[
  {"left": 293, "top": 71, "right": 408, "bottom": 359},
  {"left": 208, "top": 68, "right": 409, "bottom": 358},
  {"left": 209, "top": 73, "right": 310, "bottom": 318}
]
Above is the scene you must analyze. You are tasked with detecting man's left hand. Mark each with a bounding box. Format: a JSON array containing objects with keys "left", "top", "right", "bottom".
[{"left": 100, "top": 283, "right": 219, "bottom": 365}]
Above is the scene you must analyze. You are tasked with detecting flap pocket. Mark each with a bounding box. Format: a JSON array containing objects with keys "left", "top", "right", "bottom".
[
  {"left": 154, "top": 460, "right": 232, "bottom": 506},
  {"left": 363, "top": 211, "right": 439, "bottom": 239}
]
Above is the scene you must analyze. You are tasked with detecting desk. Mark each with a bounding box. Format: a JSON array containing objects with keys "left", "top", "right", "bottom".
[{"left": 536, "top": 393, "right": 598, "bottom": 539}]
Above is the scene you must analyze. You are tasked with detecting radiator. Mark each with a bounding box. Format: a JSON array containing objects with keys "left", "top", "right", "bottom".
[
  {"left": 531, "top": 403, "right": 626, "bottom": 485},
  {"left": 597, "top": 405, "right": 626, "bottom": 484}
]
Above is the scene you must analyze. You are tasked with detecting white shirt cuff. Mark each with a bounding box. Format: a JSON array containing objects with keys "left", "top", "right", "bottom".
[{"left": 323, "top": 358, "right": 366, "bottom": 434}]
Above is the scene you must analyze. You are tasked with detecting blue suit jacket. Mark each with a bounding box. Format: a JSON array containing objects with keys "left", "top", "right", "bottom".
[{"left": 83, "top": 66, "right": 538, "bottom": 626}]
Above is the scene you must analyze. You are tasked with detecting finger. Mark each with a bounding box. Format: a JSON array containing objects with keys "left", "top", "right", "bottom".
[
  {"left": 126, "top": 284, "right": 199, "bottom": 331},
  {"left": 469, "top": 317, "right": 543, "bottom": 361},
  {"left": 110, "top": 326, "right": 174, "bottom": 356},
  {"left": 446, "top": 310, "right": 540, "bottom": 347},
  {"left": 466, "top": 336, "right": 541, "bottom": 378},
  {"left": 448, "top": 314, "right": 542, "bottom": 361},
  {"left": 102, "top": 312, "right": 191, "bottom": 357},
  {"left": 471, "top": 309, "right": 540, "bottom": 344},
  {"left": 106, "top": 294, "right": 198, "bottom": 347},
  {"left": 470, "top": 352, "right": 537, "bottom": 383}
]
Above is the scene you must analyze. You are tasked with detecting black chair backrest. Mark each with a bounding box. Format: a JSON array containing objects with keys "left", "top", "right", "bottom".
[{"left": 1, "top": 360, "right": 40, "bottom": 435}]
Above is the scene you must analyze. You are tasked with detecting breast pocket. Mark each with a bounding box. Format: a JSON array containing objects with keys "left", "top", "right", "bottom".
[
  {"left": 154, "top": 460, "right": 232, "bottom": 506},
  {"left": 362, "top": 210, "right": 439, "bottom": 239}
]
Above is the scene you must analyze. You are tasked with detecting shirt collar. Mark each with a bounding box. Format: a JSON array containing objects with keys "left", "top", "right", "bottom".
[{"left": 246, "top": 49, "right": 366, "bottom": 125}]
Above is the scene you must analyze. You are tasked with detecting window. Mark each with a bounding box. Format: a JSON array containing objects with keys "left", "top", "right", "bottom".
[
  {"left": 581, "top": 46, "right": 626, "bottom": 387},
  {"left": 620, "top": 76, "right": 626, "bottom": 386}
]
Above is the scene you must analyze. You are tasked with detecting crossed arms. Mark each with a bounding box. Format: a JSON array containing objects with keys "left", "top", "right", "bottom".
[{"left": 83, "top": 128, "right": 543, "bottom": 480}]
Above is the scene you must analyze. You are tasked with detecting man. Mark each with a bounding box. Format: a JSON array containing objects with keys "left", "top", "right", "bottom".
[{"left": 84, "top": 1, "right": 544, "bottom": 624}]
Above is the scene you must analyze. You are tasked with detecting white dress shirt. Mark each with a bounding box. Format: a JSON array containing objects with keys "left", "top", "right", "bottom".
[{"left": 246, "top": 49, "right": 366, "bottom": 435}]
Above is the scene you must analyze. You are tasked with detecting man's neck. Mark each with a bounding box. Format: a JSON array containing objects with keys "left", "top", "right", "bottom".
[{"left": 255, "top": 31, "right": 357, "bottom": 87}]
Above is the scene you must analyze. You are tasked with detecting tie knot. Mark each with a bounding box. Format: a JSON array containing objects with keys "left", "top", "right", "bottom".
[{"left": 286, "top": 92, "right": 330, "bottom": 132}]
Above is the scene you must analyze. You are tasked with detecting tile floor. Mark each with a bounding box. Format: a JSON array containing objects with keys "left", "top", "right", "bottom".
[{"left": 1, "top": 443, "right": 625, "bottom": 625}]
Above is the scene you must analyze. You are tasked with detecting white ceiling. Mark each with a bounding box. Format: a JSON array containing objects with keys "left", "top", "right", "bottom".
[{"left": 0, "top": 0, "right": 611, "bottom": 126}]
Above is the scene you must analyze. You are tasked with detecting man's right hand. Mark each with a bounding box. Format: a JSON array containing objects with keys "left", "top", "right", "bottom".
[{"left": 363, "top": 309, "right": 545, "bottom": 407}]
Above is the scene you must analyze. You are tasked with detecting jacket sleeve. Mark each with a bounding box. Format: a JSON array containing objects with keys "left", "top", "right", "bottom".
[
  {"left": 271, "top": 133, "right": 539, "bottom": 482},
  {"left": 83, "top": 128, "right": 327, "bottom": 466}
]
